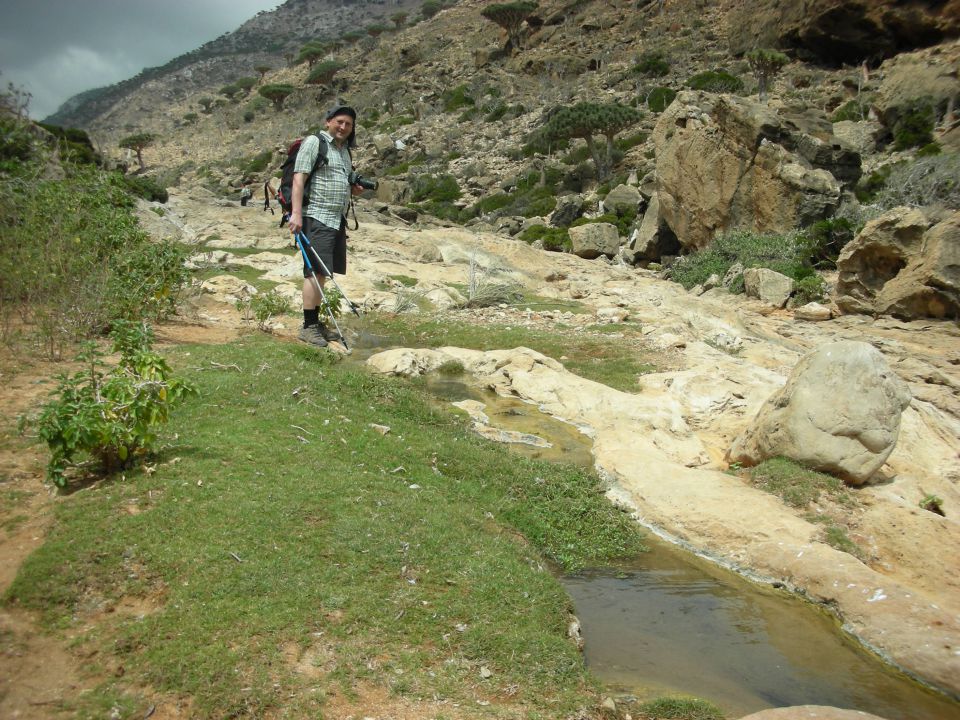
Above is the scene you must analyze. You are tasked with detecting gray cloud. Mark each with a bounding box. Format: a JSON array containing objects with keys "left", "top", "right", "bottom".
[{"left": 1, "top": 0, "right": 280, "bottom": 119}]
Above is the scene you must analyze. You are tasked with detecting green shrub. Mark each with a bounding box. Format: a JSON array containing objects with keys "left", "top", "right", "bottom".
[
  {"left": 916, "top": 142, "right": 941, "bottom": 157},
  {"left": 855, "top": 164, "right": 895, "bottom": 203},
  {"left": 669, "top": 229, "right": 812, "bottom": 290},
  {"left": 35, "top": 321, "right": 197, "bottom": 487},
  {"left": 242, "top": 149, "right": 274, "bottom": 176},
  {"left": 632, "top": 51, "right": 670, "bottom": 77},
  {"left": 572, "top": 210, "right": 635, "bottom": 237},
  {"left": 830, "top": 98, "right": 872, "bottom": 123},
  {"left": 0, "top": 115, "right": 37, "bottom": 169},
  {"left": 799, "top": 217, "right": 855, "bottom": 269},
  {"left": 441, "top": 84, "right": 475, "bottom": 113},
  {"left": 37, "top": 123, "right": 101, "bottom": 166},
  {"left": 793, "top": 274, "right": 826, "bottom": 304},
  {"left": 647, "top": 87, "right": 677, "bottom": 112},
  {"left": 686, "top": 70, "right": 743, "bottom": 94},
  {"left": 236, "top": 289, "right": 294, "bottom": 330},
  {"left": 519, "top": 224, "right": 571, "bottom": 252},
  {"left": 120, "top": 174, "right": 169, "bottom": 203},
  {"left": 639, "top": 695, "right": 725, "bottom": 720},
  {"left": 410, "top": 173, "right": 462, "bottom": 202},
  {"left": 893, "top": 101, "right": 936, "bottom": 151}
]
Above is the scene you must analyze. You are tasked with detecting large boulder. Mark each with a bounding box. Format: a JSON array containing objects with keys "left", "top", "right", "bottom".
[
  {"left": 743, "top": 267, "right": 794, "bottom": 307},
  {"left": 728, "top": 341, "right": 912, "bottom": 485},
  {"left": 727, "top": 0, "right": 960, "bottom": 66},
  {"left": 602, "top": 184, "right": 643, "bottom": 216},
  {"left": 835, "top": 208, "right": 960, "bottom": 320},
  {"left": 568, "top": 222, "right": 620, "bottom": 259},
  {"left": 652, "top": 92, "right": 854, "bottom": 252}
]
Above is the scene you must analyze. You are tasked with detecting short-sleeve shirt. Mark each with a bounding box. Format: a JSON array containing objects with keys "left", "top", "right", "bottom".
[{"left": 293, "top": 130, "right": 352, "bottom": 229}]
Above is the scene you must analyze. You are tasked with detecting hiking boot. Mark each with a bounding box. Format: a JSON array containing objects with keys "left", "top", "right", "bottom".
[
  {"left": 319, "top": 323, "right": 343, "bottom": 343},
  {"left": 298, "top": 324, "right": 328, "bottom": 347}
]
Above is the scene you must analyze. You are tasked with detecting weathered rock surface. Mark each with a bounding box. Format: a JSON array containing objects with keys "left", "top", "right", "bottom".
[
  {"left": 738, "top": 706, "right": 889, "bottom": 720},
  {"left": 835, "top": 208, "right": 960, "bottom": 320},
  {"left": 727, "top": 341, "right": 912, "bottom": 485},
  {"left": 568, "top": 222, "right": 620, "bottom": 259},
  {"left": 726, "top": 0, "right": 960, "bottom": 65},
  {"left": 743, "top": 267, "right": 794, "bottom": 307},
  {"left": 652, "top": 93, "right": 852, "bottom": 252}
]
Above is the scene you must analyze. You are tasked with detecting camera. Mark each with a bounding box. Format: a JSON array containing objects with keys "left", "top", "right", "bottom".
[{"left": 348, "top": 171, "right": 378, "bottom": 191}]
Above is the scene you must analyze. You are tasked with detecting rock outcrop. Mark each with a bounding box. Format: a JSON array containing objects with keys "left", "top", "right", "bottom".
[
  {"left": 835, "top": 208, "right": 960, "bottom": 320},
  {"left": 727, "top": 0, "right": 960, "bottom": 65},
  {"left": 728, "top": 341, "right": 912, "bottom": 485},
  {"left": 651, "top": 92, "right": 855, "bottom": 252}
]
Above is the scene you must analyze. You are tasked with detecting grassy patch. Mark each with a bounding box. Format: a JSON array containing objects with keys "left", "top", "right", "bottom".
[
  {"left": 749, "top": 457, "right": 851, "bottom": 509},
  {"left": 362, "top": 313, "right": 660, "bottom": 393},
  {"left": 639, "top": 694, "right": 725, "bottom": 719},
  {"left": 7, "top": 336, "right": 646, "bottom": 717}
]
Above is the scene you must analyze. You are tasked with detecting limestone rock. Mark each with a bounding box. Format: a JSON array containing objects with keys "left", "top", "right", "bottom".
[
  {"left": 550, "top": 195, "right": 585, "bottom": 227},
  {"left": 728, "top": 340, "right": 912, "bottom": 485},
  {"left": 874, "top": 42, "right": 960, "bottom": 132},
  {"left": 652, "top": 92, "right": 849, "bottom": 252},
  {"left": 568, "top": 222, "right": 620, "bottom": 259},
  {"left": 738, "top": 706, "right": 889, "bottom": 720},
  {"left": 743, "top": 268, "right": 794, "bottom": 307},
  {"left": 794, "top": 302, "right": 833, "bottom": 321},
  {"left": 602, "top": 184, "right": 642, "bottom": 216},
  {"left": 835, "top": 208, "right": 960, "bottom": 320}
]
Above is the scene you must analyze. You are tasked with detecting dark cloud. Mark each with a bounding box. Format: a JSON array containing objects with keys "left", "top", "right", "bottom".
[{"left": 0, "top": 0, "right": 280, "bottom": 119}]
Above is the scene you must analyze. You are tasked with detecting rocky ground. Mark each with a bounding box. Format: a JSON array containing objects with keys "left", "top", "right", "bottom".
[{"left": 2, "top": 187, "right": 959, "bottom": 718}]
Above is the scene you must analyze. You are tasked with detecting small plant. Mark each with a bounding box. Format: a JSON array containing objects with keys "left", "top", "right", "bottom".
[
  {"left": 518, "top": 224, "right": 571, "bottom": 252},
  {"left": 639, "top": 695, "right": 725, "bottom": 720},
  {"left": 438, "top": 359, "right": 465, "bottom": 375},
  {"left": 873, "top": 153, "right": 960, "bottom": 210},
  {"left": 893, "top": 100, "right": 936, "bottom": 151},
  {"left": 749, "top": 457, "right": 849, "bottom": 509},
  {"left": 745, "top": 48, "right": 789, "bottom": 102},
  {"left": 919, "top": 493, "right": 944, "bottom": 516},
  {"left": 236, "top": 289, "right": 293, "bottom": 331},
  {"left": 632, "top": 51, "right": 670, "bottom": 77},
  {"left": 822, "top": 525, "right": 865, "bottom": 560},
  {"left": 830, "top": 98, "right": 872, "bottom": 123},
  {"left": 34, "top": 321, "right": 197, "bottom": 487},
  {"left": 440, "top": 84, "right": 475, "bottom": 113},
  {"left": 792, "top": 274, "right": 826, "bottom": 305}
]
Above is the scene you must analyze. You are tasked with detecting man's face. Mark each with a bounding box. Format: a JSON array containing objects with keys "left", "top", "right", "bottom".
[{"left": 326, "top": 113, "right": 354, "bottom": 143}]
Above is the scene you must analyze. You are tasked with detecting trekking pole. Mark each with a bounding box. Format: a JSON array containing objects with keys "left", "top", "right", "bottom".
[
  {"left": 296, "top": 231, "right": 362, "bottom": 318},
  {"left": 293, "top": 232, "right": 349, "bottom": 350}
]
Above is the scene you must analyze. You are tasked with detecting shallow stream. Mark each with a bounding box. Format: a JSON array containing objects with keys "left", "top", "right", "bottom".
[{"left": 351, "top": 336, "right": 960, "bottom": 719}]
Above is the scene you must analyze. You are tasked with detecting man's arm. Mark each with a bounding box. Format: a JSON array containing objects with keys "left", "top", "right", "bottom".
[{"left": 289, "top": 172, "right": 307, "bottom": 234}]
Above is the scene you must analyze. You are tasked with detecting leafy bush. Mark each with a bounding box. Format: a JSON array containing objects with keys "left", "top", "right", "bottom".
[
  {"left": 410, "top": 173, "right": 462, "bottom": 202},
  {"left": 799, "top": 217, "right": 855, "bottom": 269},
  {"left": 519, "top": 224, "right": 570, "bottom": 252},
  {"left": 647, "top": 86, "right": 678, "bottom": 112},
  {"left": 0, "top": 166, "right": 190, "bottom": 353},
  {"left": 793, "top": 274, "right": 826, "bottom": 304},
  {"left": 35, "top": 321, "right": 197, "bottom": 487},
  {"left": 242, "top": 149, "right": 274, "bottom": 176},
  {"left": 669, "top": 229, "right": 813, "bottom": 291},
  {"left": 893, "top": 101, "right": 936, "bottom": 150},
  {"left": 632, "top": 51, "right": 670, "bottom": 77},
  {"left": 120, "top": 173, "right": 169, "bottom": 203},
  {"left": 572, "top": 210, "right": 636, "bottom": 237},
  {"left": 830, "top": 98, "right": 872, "bottom": 123},
  {"left": 686, "top": 70, "right": 743, "bottom": 94}
]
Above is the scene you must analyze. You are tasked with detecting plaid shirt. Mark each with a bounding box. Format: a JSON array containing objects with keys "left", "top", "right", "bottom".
[{"left": 294, "top": 131, "right": 352, "bottom": 229}]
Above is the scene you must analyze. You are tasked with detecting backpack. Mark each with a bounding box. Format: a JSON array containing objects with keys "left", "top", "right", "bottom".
[{"left": 276, "top": 135, "right": 331, "bottom": 213}]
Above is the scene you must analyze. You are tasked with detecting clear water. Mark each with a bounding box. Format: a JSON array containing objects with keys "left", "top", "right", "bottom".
[{"left": 354, "top": 337, "right": 960, "bottom": 719}]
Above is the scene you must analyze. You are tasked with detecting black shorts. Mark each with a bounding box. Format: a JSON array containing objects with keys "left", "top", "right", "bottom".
[{"left": 300, "top": 217, "right": 347, "bottom": 278}]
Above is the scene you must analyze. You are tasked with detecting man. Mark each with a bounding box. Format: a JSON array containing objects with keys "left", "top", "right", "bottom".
[{"left": 288, "top": 105, "right": 363, "bottom": 347}]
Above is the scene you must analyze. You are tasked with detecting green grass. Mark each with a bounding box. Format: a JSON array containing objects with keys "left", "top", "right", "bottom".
[
  {"left": 749, "top": 457, "right": 851, "bottom": 509},
  {"left": 639, "top": 694, "right": 725, "bottom": 719},
  {"left": 7, "top": 336, "right": 647, "bottom": 717},
  {"left": 362, "top": 313, "right": 661, "bottom": 393}
]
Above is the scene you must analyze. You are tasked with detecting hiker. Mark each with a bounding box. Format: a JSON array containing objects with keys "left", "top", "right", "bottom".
[
  {"left": 263, "top": 177, "right": 275, "bottom": 214},
  {"left": 288, "top": 104, "right": 364, "bottom": 347},
  {"left": 239, "top": 183, "right": 252, "bottom": 206}
]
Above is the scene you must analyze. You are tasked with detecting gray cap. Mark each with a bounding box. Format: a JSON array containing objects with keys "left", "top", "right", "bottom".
[{"left": 325, "top": 104, "right": 356, "bottom": 121}]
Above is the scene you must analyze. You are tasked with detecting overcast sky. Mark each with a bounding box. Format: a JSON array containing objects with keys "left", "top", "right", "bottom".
[{"left": 1, "top": 0, "right": 283, "bottom": 120}]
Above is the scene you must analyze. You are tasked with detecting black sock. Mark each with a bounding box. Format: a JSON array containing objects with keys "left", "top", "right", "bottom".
[{"left": 303, "top": 308, "right": 320, "bottom": 327}]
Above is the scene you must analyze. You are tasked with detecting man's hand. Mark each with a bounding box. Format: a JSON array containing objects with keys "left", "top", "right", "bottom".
[
  {"left": 351, "top": 184, "right": 364, "bottom": 197},
  {"left": 288, "top": 210, "right": 303, "bottom": 235}
]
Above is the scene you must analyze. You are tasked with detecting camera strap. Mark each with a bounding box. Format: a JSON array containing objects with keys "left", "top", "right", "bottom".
[{"left": 347, "top": 200, "right": 359, "bottom": 231}]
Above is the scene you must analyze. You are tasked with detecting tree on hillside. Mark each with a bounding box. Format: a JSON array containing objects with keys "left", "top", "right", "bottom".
[
  {"left": 390, "top": 11, "right": 408, "bottom": 28},
  {"left": 420, "top": 0, "right": 443, "bottom": 20},
  {"left": 297, "top": 41, "right": 329, "bottom": 68},
  {"left": 366, "top": 23, "right": 390, "bottom": 38},
  {"left": 534, "top": 102, "right": 642, "bottom": 181},
  {"left": 119, "top": 132, "right": 156, "bottom": 170},
  {"left": 342, "top": 30, "right": 365, "bottom": 44},
  {"left": 219, "top": 83, "right": 241, "bottom": 101},
  {"left": 198, "top": 96, "right": 216, "bottom": 114},
  {"left": 306, "top": 61, "right": 345, "bottom": 87},
  {"left": 258, "top": 84, "right": 296, "bottom": 112},
  {"left": 234, "top": 76, "right": 258, "bottom": 96},
  {"left": 745, "top": 48, "right": 789, "bottom": 103},
  {"left": 481, "top": 1, "right": 538, "bottom": 52},
  {"left": 254, "top": 65, "right": 271, "bottom": 83}
]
